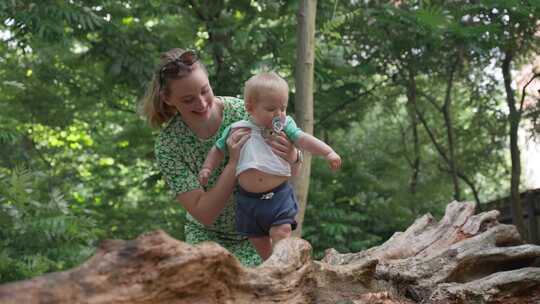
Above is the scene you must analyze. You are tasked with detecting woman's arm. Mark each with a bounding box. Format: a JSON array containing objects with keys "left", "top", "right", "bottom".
[{"left": 176, "top": 128, "right": 250, "bottom": 226}]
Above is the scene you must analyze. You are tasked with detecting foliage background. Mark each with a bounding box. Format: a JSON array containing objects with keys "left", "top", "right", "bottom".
[{"left": 1, "top": 0, "right": 539, "bottom": 282}]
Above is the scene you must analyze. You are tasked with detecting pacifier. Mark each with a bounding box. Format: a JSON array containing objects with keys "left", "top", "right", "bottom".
[
  {"left": 272, "top": 116, "right": 285, "bottom": 133},
  {"left": 262, "top": 116, "right": 285, "bottom": 139}
]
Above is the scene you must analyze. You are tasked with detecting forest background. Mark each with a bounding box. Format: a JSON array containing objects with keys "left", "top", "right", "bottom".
[{"left": 1, "top": 0, "right": 539, "bottom": 284}]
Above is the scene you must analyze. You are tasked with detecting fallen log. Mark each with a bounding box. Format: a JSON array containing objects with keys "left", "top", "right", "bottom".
[{"left": 0, "top": 201, "right": 539, "bottom": 303}]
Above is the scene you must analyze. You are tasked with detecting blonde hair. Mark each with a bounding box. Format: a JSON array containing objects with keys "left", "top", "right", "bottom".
[
  {"left": 140, "top": 48, "right": 206, "bottom": 128},
  {"left": 244, "top": 72, "right": 289, "bottom": 105}
]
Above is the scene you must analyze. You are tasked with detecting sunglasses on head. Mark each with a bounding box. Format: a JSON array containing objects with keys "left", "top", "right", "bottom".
[{"left": 159, "top": 50, "right": 198, "bottom": 88}]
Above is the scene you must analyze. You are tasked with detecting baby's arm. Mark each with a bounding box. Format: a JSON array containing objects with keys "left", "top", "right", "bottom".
[
  {"left": 198, "top": 146, "right": 225, "bottom": 186},
  {"left": 199, "top": 124, "right": 234, "bottom": 185},
  {"left": 295, "top": 132, "right": 341, "bottom": 170}
]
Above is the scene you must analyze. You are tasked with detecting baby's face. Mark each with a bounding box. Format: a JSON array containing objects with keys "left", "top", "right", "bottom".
[{"left": 248, "top": 90, "right": 288, "bottom": 129}]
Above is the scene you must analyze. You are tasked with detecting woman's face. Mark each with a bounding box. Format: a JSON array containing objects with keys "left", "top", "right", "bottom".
[{"left": 164, "top": 66, "right": 215, "bottom": 121}]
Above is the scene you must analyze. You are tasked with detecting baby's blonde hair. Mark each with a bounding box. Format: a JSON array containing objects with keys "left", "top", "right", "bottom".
[{"left": 244, "top": 72, "right": 289, "bottom": 105}]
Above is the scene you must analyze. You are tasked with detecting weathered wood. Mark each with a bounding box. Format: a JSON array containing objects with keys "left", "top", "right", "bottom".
[{"left": 1, "top": 201, "right": 539, "bottom": 303}]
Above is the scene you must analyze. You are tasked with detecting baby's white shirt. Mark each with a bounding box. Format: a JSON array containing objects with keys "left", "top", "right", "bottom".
[{"left": 231, "top": 120, "right": 291, "bottom": 177}]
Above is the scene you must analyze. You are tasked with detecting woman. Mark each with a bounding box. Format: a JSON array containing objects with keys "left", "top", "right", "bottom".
[{"left": 141, "top": 48, "right": 301, "bottom": 266}]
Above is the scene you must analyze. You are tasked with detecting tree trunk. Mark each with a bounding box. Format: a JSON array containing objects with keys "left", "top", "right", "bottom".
[
  {"left": 1, "top": 201, "right": 539, "bottom": 304},
  {"left": 415, "top": 53, "right": 464, "bottom": 203},
  {"left": 415, "top": 102, "right": 481, "bottom": 208},
  {"left": 406, "top": 70, "right": 420, "bottom": 194},
  {"left": 457, "top": 171, "right": 482, "bottom": 211},
  {"left": 502, "top": 50, "right": 527, "bottom": 240},
  {"left": 292, "top": 0, "right": 317, "bottom": 237},
  {"left": 442, "top": 54, "right": 460, "bottom": 202}
]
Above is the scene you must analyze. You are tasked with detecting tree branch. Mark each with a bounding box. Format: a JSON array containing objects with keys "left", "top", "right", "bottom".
[
  {"left": 388, "top": 103, "right": 414, "bottom": 168},
  {"left": 415, "top": 107, "right": 449, "bottom": 164},
  {"left": 317, "top": 79, "right": 387, "bottom": 127},
  {"left": 187, "top": 0, "right": 207, "bottom": 21},
  {"left": 418, "top": 90, "right": 441, "bottom": 112},
  {"left": 438, "top": 164, "right": 482, "bottom": 209},
  {"left": 519, "top": 73, "right": 540, "bottom": 113}
]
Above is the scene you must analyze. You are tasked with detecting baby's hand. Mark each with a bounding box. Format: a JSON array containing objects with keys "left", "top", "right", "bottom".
[
  {"left": 325, "top": 151, "right": 342, "bottom": 171},
  {"left": 198, "top": 168, "right": 212, "bottom": 186}
]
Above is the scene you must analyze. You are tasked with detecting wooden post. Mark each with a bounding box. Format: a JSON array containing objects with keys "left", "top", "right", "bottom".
[{"left": 527, "top": 192, "right": 539, "bottom": 244}]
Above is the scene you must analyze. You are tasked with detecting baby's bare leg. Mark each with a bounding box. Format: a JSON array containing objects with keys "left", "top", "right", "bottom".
[
  {"left": 248, "top": 236, "right": 273, "bottom": 260},
  {"left": 269, "top": 224, "right": 292, "bottom": 246}
]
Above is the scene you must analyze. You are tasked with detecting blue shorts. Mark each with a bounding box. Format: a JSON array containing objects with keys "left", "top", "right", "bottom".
[{"left": 235, "top": 182, "right": 298, "bottom": 237}]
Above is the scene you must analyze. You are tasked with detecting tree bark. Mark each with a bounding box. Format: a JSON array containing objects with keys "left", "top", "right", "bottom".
[
  {"left": 405, "top": 70, "right": 420, "bottom": 194},
  {"left": 441, "top": 54, "right": 461, "bottom": 201},
  {"left": 1, "top": 201, "right": 539, "bottom": 304},
  {"left": 502, "top": 50, "right": 527, "bottom": 240},
  {"left": 292, "top": 0, "right": 317, "bottom": 237}
]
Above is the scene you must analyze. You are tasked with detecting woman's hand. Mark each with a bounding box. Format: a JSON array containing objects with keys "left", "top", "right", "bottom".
[
  {"left": 226, "top": 128, "right": 250, "bottom": 164},
  {"left": 266, "top": 132, "right": 297, "bottom": 163}
]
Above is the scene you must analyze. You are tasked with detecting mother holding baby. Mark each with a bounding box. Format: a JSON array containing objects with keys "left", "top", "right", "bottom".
[{"left": 140, "top": 48, "right": 303, "bottom": 266}]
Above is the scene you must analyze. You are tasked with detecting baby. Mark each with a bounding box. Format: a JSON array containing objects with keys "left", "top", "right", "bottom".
[{"left": 198, "top": 72, "right": 341, "bottom": 260}]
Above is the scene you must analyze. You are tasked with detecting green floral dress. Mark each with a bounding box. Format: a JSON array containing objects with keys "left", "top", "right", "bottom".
[{"left": 155, "top": 96, "right": 261, "bottom": 267}]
